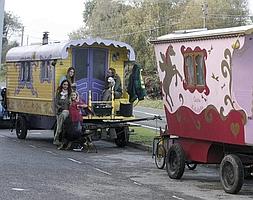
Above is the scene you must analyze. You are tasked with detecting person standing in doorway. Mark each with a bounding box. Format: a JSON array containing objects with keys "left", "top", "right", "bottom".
[{"left": 59, "top": 67, "right": 76, "bottom": 91}]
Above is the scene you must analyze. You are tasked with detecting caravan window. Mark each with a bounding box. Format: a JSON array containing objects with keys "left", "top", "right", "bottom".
[
  {"left": 182, "top": 46, "right": 209, "bottom": 95},
  {"left": 20, "top": 61, "right": 31, "bottom": 82},
  {"left": 184, "top": 53, "right": 205, "bottom": 87},
  {"left": 41, "top": 60, "right": 51, "bottom": 82},
  {"left": 185, "top": 55, "right": 194, "bottom": 85},
  {"left": 93, "top": 49, "right": 107, "bottom": 81},
  {"left": 195, "top": 55, "right": 205, "bottom": 85}
]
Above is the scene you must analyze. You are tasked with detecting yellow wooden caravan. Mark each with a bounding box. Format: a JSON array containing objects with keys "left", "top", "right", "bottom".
[{"left": 5, "top": 38, "right": 136, "bottom": 146}]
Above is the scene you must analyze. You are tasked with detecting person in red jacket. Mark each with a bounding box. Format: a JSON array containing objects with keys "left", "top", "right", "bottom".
[
  {"left": 70, "top": 92, "right": 87, "bottom": 129},
  {"left": 67, "top": 91, "right": 88, "bottom": 150}
]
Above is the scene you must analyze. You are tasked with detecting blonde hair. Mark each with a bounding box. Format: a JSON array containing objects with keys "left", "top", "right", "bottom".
[{"left": 70, "top": 91, "right": 79, "bottom": 100}]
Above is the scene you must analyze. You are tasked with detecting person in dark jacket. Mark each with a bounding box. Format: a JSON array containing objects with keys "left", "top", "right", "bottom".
[
  {"left": 59, "top": 67, "right": 76, "bottom": 91},
  {"left": 102, "top": 68, "right": 122, "bottom": 101},
  {"left": 127, "top": 64, "right": 146, "bottom": 103},
  {"left": 54, "top": 80, "right": 71, "bottom": 147}
]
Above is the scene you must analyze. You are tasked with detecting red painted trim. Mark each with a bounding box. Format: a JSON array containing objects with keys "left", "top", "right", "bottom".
[
  {"left": 181, "top": 46, "right": 209, "bottom": 95},
  {"left": 165, "top": 106, "right": 245, "bottom": 145}
]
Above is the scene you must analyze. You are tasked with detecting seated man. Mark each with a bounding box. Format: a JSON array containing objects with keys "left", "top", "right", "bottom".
[{"left": 102, "top": 68, "right": 122, "bottom": 101}]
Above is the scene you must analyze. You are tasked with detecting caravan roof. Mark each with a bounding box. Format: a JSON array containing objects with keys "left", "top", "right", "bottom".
[
  {"left": 6, "top": 38, "right": 136, "bottom": 62},
  {"left": 151, "top": 25, "right": 253, "bottom": 44}
]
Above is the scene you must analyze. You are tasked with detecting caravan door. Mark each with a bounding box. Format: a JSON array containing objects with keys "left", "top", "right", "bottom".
[{"left": 72, "top": 48, "right": 108, "bottom": 103}]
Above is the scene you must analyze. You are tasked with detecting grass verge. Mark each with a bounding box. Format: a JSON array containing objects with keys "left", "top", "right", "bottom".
[
  {"left": 137, "top": 99, "right": 164, "bottom": 109},
  {"left": 129, "top": 126, "right": 159, "bottom": 147}
]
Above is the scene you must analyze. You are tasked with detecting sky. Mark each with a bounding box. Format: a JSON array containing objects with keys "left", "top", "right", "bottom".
[
  {"left": 4, "top": 0, "right": 85, "bottom": 44},
  {"left": 249, "top": 0, "right": 253, "bottom": 14},
  {"left": 3, "top": 0, "right": 253, "bottom": 45}
]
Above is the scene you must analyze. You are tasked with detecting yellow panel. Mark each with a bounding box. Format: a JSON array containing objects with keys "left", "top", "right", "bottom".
[
  {"left": 7, "top": 97, "right": 54, "bottom": 116},
  {"left": 55, "top": 59, "right": 71, "bottom": 88},
  {"left": 107, "top": 47, "right": 129, "bottom": 97},
  {"left": 6, "top": 61, "right": 55, "bottom": 115}
]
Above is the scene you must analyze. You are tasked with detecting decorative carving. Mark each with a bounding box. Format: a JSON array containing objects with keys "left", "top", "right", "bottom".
[
  {"left": 211, "top": 73, "right": 219, "bottom": 82},
  {"left": 179, "top": 93, "right": 184, "bottom": 105},
  {"left": 232, "top": 39, "right": 240, "bottom": 49},
  {"left": 195, "top": 120, "right": 201, "bottom": 130},
  {"left": 208, "top": 45, "right": 213, "bottom": 54},
  {"left": 8, "top": 99, "right": 54, "bottom": 116},
  {"left": 230, "top": 123, "right": 240, "bottom": 136},
  {"left": 204, "top": 105, "right": 213, "bottom": 123},
  {"left": 159, "top": 45, "right": 183, "bottom": 111},
  {"left": 14, "top": 61, "right": 38, "bottom": 97},
  {"left": 220, "top": 48, "right": 236, "bottom": 121}
]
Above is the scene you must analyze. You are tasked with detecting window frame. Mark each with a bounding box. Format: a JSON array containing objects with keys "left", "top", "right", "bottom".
[
  {"left": 40, "top": 60, "right": 51, "bottom": 82},
  {"left": 181, "top": 46, "right": 209, "bottom": 95},
  {"left": 20, "top": 61, "right": 31, "bottom": 82}
]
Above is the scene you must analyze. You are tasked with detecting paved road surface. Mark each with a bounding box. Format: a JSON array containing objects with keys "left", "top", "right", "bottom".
[
  {"left": 0, "top": 129, "right": 253, "bottom": 200},
  {"left": 133, "top": 106, "right": 167, "bottom": 131}
]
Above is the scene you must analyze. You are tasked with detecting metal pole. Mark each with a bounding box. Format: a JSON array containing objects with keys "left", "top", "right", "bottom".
[
  {"left": 0, "top": 0, "right": 5, "bottom": 65},
  {"left": 21, "top": 26, "right": 24, "bottom": 46},
  {"left": 202, "top": 1, "right": 208, "bottom": 28}
]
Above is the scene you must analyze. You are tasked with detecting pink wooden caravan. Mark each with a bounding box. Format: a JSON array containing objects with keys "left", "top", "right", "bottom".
[{"left": 151, "top": 25, "right": 253, "bottom": 194}]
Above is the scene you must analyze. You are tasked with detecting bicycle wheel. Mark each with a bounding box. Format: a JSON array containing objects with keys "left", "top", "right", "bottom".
[{"left": 155, "top": 143, "right": 166, "bottom": 169}]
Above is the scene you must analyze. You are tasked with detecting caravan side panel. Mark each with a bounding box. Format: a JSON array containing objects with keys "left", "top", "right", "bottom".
[
  {"left": 6, "top": 61, "right": 55, "bottom": 116},
  {"left": 154, "top": 36, "right": 247, "bottom": 145}
]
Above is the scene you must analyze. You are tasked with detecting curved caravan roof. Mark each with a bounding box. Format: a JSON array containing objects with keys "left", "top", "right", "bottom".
[
  {"left": 6, "top": 38, "right": 136, "bottom": 62},
  {"left": 151, "top": 25, "right": 253, "bottom": 44}
]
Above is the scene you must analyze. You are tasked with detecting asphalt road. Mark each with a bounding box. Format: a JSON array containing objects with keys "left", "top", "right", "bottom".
[
  {"left": 0, "top": 129, "right": 253, "bottom": 200},
  {"left": 133, "top": 106, "right": 167, "bottom": 131}
]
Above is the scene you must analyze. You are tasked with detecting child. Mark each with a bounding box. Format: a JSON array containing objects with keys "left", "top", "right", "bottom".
[{"left": 67, "top": 91, "right": 88, "bottom": 150}]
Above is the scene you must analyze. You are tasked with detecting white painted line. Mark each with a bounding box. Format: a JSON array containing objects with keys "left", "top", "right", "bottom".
[
  {"left": 29, "top": 132, "right": 42, "bottom": 135},
  {"left": 172, "top": 195, "right": 184, "bottom": 200},
  {"left": 94, "top": 168, "right": 112, "bottom": 176},
  {"left": 11, "top": 188, "right": 26, "bottom": 191},
  {"left": 29, "top": 145, "right": 37, "bottom": 148},
  {"left": 45, "top": 150, "right": 58, "bottom": 156},
  {"left": 134, "top": 110, "right": 161, "bottom": 116},
  {"left": 67, "top": 158, "right": 82, "bottom": 164},
  {"left": 133, "top": 181, "right": 142, "bottom": 186},
  {"left": 129, "top": 122, "right": 164, "bottom": 131}
]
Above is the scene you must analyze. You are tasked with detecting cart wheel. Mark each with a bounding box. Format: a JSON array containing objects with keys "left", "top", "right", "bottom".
[
  {"left": 16, "top": 115, "right": 27, "bottom": 139},
  {"left": 155, "top": 143, "right": 166, "bottom": 169},
  {"left": 166, "top": 143, "right": 185, "bottom": 179},
  {"left": 115, "top": 127, "right": 129, "bottom": 147},
  {"left": 186, "top": 162, "right": 197, "bottom": 170},
  {"left": 220, "top": 154, "right": 244, "bottom": 194}
]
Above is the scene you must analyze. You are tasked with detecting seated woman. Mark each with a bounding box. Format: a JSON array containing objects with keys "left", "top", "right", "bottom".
[
  {"left": 102, "top": 68, "right": 122, "bottom": 101},
  {"left": 54, "top": 80, "right": 71, "bottom": 147}
]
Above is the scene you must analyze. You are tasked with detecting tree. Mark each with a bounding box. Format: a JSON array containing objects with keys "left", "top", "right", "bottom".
[
  {"left": 69, "top": 0, "right": 251, "bottom": 98},
  {"left": 1, "top": 11, "right": 22, "bottom": 63},
  {"left": 177, "top": 0, "right": 249, "bottom": 30}
]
